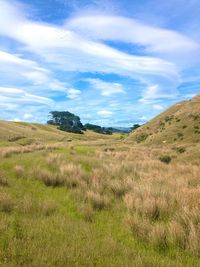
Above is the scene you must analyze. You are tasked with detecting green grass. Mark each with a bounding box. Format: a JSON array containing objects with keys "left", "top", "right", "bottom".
[{"left": 0, "top": 141, "right": 199, "bottom": 267}]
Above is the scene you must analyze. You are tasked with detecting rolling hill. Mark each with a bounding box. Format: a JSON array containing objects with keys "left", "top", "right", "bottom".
[
  {"left": 128, "top": 94, "right": 200, "bottom": 144},
  {"left": 0, "top": 120, "right": 120, "bottom": 147}
]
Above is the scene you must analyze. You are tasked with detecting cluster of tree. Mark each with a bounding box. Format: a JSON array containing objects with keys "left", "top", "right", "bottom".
[
  {"left": 47, "top": 111, "right": 141, "bottom": 135},
  {"left": 84, "top": 123, "right": 113, "bottom": 135},
  {"left": 47, "top": 111, "right": 85, "bottom": 134},
  {"left": 131, "top": 124, "right": 141, "bottom": 131}
]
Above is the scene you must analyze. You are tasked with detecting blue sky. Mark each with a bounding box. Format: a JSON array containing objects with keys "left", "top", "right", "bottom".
[{"left": 0, "top": 0, "right": 200, "bottom": 126}]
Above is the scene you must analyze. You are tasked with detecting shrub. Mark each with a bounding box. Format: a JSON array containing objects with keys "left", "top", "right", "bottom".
[
  {"left": 177, "top": 132, "right": 183, "bottom": 138},
  {"left": 159, "top": 155, "right": 171, "bottom": 164},
  {"left": 176, "top": 147, "right": 186, "bottom": 154},
  {"left": 136, "top": 133, "right": 148, "bottom": 143}
]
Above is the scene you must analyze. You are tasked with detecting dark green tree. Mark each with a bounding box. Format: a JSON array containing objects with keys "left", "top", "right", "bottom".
[
  {"left": 84, "top": 123, "right": 113, "bottom": 135},
  {"left": 47, "top": 111, "right": 85, "bottom": 134},
  {"left": 131, "top": 124, "right": 141, "bottom": 131}
]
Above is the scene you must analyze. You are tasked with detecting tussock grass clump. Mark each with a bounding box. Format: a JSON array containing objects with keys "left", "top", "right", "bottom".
[
  {"left": 19, "top": 196, "right": 38, "bottom": 214},
  {"left": 149, "top": 224, "right": 168, "bottom": 250},
  {"left": 125, "top": 214, "right": 151, "bottom": 242},
  {"left": 14, "top": 165, "right": 25, "bottom": 178},
  {"left": 36, "top": 169, "right": 64, "bottom": 187},
  {"left": 124, "top": 191, "right": 168, "bottom": 221},
  {"left": 0, "top": 192, "right": 13, "bottom": 212},
  {"left": 86, "top": 191, "right": 110, "bottom": 211},
  {"left": 18, "top": 196, "right": 57, "bottom": 216},
  {"left": 46, "top": 153, "right": 64, "bottom": 166},
  {"left": 59, "top": 163, "right": 85, "bottom": 188},
  {"left": 109, "top": 179, "right": 130, "bottom": 198},
  {"left": 39, "top": 200, "right": 57, "bottom": 216},
  {"left": 0, "top": 143, "right": 62, "bottom": 158},
  {"left": 175, "top": 207, "right": 200, "bottom": 255},
  {"left": 0, "top": 173, "right": 8, "bottom": 186},
  {"left": 32, "top": 163, "right": 86, "bottom": 188},
  {"left": 168, "top": 221, "right": 186, "bottom": 249},
  {"left": 80, "top": 204, "right": 94, "bottom": 222}
]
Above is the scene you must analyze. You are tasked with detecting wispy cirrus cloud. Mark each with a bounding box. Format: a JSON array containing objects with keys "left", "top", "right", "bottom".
[
  {"left": 85, "top": 78, "right": 125, "bottom": 96},
  {"left": 0, "top": 0, "right": 199, "bottom": 126},
  {"left": 67, "top": 15, "right": 199, "bottom": 56},
  {"left": 0, "top": 0, "right": 179, "bottom": 81}
]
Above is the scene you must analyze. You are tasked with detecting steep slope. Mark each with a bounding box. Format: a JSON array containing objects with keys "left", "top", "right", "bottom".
[{"left": 128, "top": 94, "right": 200, "bottom": 144}]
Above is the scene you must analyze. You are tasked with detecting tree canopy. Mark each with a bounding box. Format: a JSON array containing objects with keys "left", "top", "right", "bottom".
[
  {"left": 47, "top": 111, "right": 85, "bottom": 134},
  {"left": 131, "top": 124, "right": 141, "bottom": 131},
  {"left": 84, "top": 123, "right": 113, "bottom": 135}
]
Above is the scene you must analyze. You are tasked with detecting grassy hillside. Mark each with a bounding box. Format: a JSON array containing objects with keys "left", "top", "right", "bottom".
[
  {"left": 128, "top": 94, "right": 200, "bottom": 144},
  {"left": 0, "top": 120, "right": 120, "bottom": 147},
  {"left": 0, "top": 112, "right": 200, "bottom": 266}
]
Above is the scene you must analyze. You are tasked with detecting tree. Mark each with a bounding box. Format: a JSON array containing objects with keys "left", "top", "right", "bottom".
[
  {"left": 47, "top": 111, "right": 85, "bottom": 134},
  {"left": 84, "top": 123, "right": 113, "bottom": 135},
  {"left": 131, "top": 124, "right": 140, "bottom": 131}
]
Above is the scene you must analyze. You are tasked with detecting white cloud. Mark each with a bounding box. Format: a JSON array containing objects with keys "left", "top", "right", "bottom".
[
  {"left": 67, "top": 15, "right": 199, "bottom": 55},
  {"left": 139, "top": 116, "right": 148, "bottom": 121},
  {"left": 139, "top": 83, "right": 179, "bottom": 103},
  {"left": 153, "top": 104, "right": 164, "bottom": 110},
  {"left": 0, "top": 87, "right": 24, "bottom": 94},
  {"left": 23, "top": 113, "right": 34, "bottom": 119},
  {"left": 85, "top": 78, "right": 125, "bottom": 96},
  {"left": 0, "top": 86, "right": 53, "bottom": 105},
  {"left": 97, "top": 110, "right": 113, "bottom": 117},
  {"left": 67, "top": 88, "right": 81, "bottom": 99},
  {"left": 0, "top": 1, "right": 179, "bottom": 82}
]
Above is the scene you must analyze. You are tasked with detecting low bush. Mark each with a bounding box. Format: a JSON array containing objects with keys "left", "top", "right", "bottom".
[
  {"left": 176, "top": 147, "right": 186, "bottom": 154},
  {"left": 159, "top": 155, "right": 171, "bottom": 164}
]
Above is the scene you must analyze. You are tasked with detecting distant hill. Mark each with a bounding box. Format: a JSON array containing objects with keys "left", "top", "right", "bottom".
[
  {"left": 0, "top": 120, "right": 119, "bottom": 146},
  {"left": 128, "top": 94, "right": 200, "bottom": 144},
  {"left": 112, "top": 127, "right": 131, "bottom": 133}
]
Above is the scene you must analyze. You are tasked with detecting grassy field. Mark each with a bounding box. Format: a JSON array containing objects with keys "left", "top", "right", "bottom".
[{"left": 0, "top": 122, "right": 200, "bottom": 267}]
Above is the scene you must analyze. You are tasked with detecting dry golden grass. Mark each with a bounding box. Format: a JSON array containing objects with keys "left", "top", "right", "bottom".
[
  {"left": 86, "top": 191, "right": 110, "bottom": 211},
  {"left": 0, "top": 192, "right": 13, "bottom": 212},
  {"left": 14, "top": 165, "right": 25, "bottom": 178},
  {"left": 0, "top": 173, "right": 8, "bottom": 186},
  {"left": 94, "top": 144, "right": 200, "bottom": 255},
  {"left": 0, "top": 143, "right": 62, "bottom": 158},
  {"left": 5, "top": 140, "right": 199, "bottom": 257}
]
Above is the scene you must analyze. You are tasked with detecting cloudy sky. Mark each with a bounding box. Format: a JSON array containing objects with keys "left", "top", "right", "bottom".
[{"left": 0, "top": 0, "right": 200, "bottom": 126}]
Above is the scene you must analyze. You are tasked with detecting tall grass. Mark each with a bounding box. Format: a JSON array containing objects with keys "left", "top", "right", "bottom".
[{"left": 2, "top": 141, "right": 200, "bottom": 258}]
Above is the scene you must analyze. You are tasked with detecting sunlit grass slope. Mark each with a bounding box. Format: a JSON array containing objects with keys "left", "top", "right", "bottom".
[
  {"left": 0, "top": 120, "right": 120, "bottom": 147},
  {"left": 128, "top": 94, "right": 200, "bottom": 144}
]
